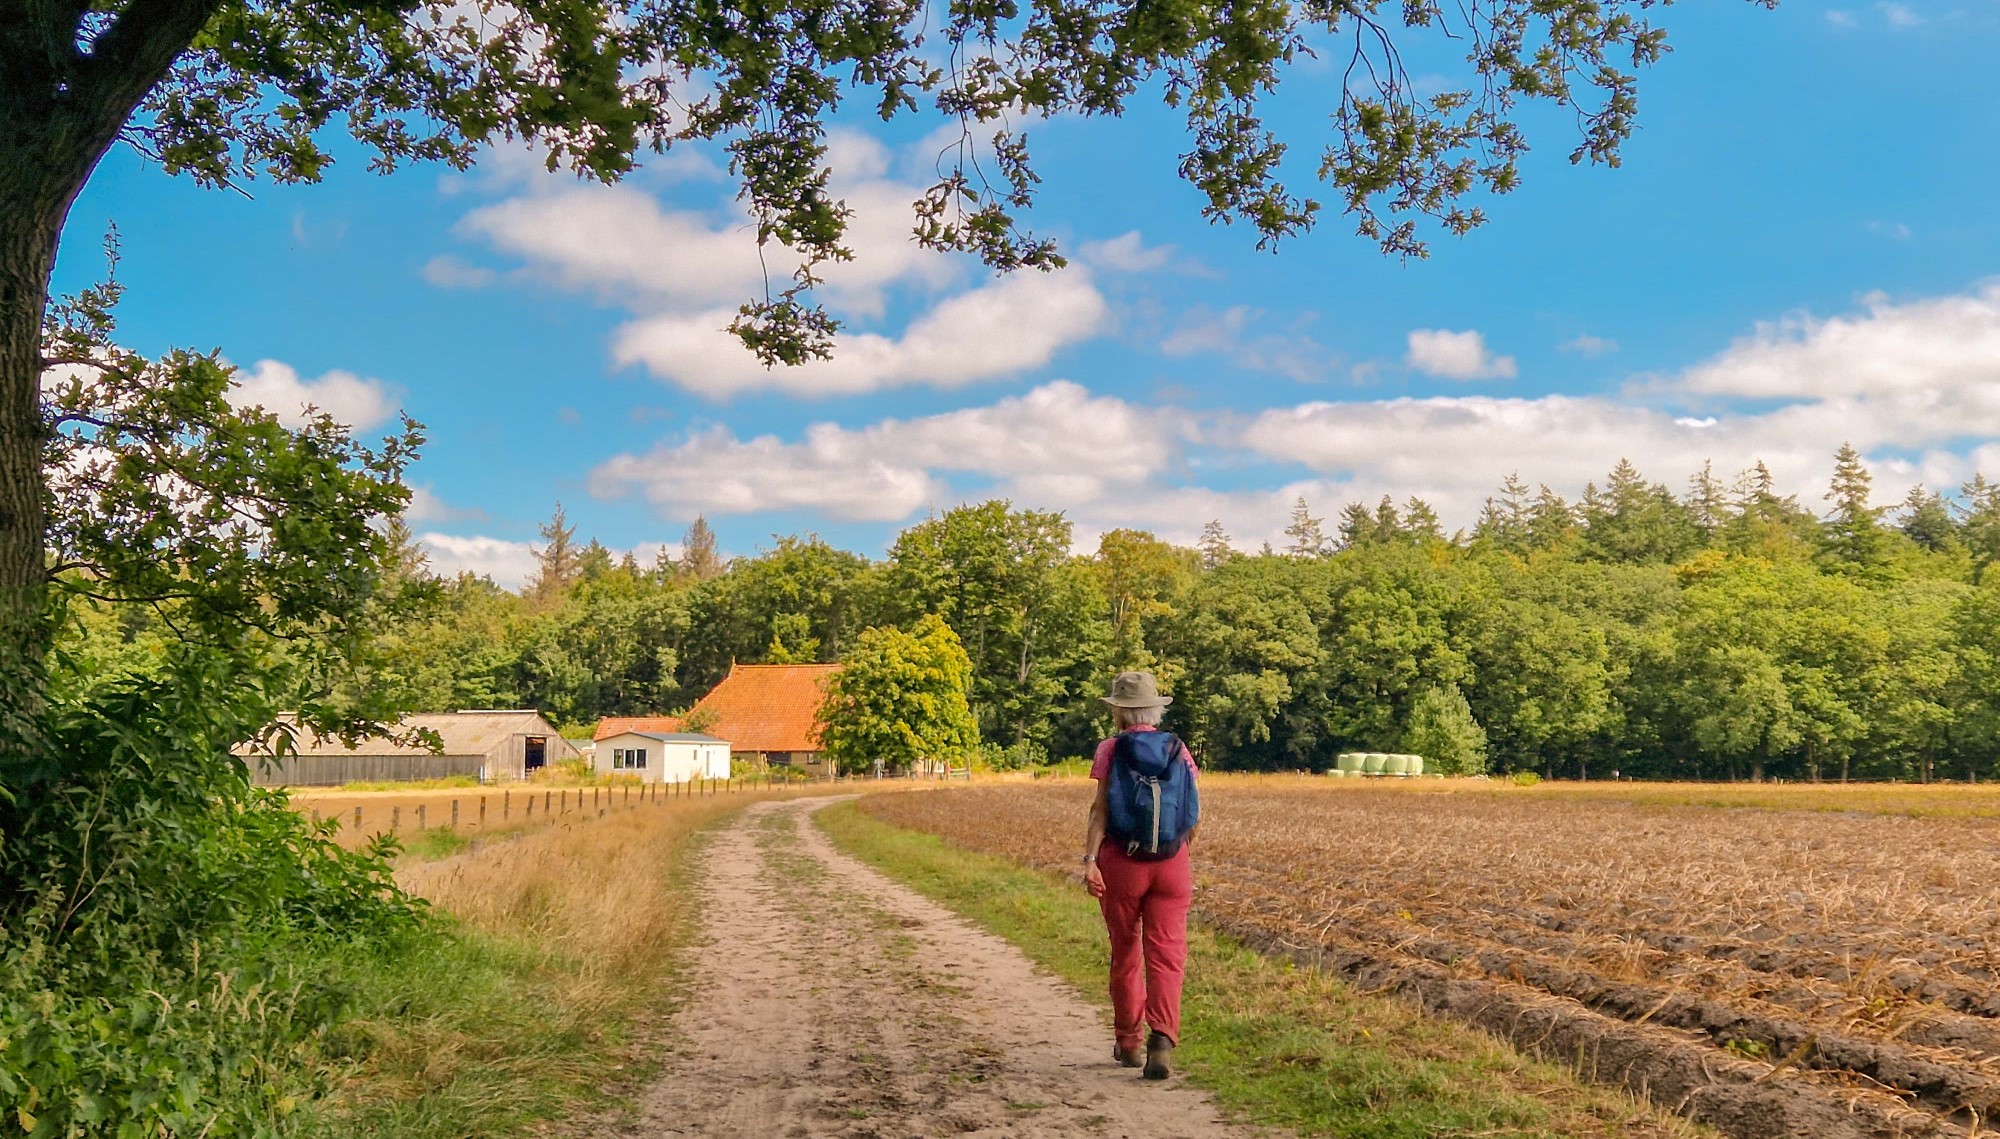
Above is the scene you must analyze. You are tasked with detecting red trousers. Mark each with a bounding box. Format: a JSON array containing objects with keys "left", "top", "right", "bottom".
[{"left": 1096, "top": 841, "right": 1192, "bottom": 1049}]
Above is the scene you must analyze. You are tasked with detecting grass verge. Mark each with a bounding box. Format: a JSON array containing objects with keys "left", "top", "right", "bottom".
[
  {"left": 295, "top": 791, "right": 828, "bottom": 1138},
  {"left": 817, "top": 799, "right": 1713, "bottom": 1139}
]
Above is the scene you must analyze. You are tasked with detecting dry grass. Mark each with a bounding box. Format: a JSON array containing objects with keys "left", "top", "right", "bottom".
[
  {"left": 863, "top": 780, "right": 2000, "bottom": 1137},
  {"left": 303, "top": 784, "right": 856, "bottom": 1137},
  {"left": 288, "top": 779, "right": 758, "bottom": 848}
]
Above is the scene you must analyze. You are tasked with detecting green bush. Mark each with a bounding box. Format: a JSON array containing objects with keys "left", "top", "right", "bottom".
[
  {"left": 0, "top": 664, "right": 423, "bottom": 1136},
  {"left": 1508, "top": 771, "right": 1542, "bottom": 787}
]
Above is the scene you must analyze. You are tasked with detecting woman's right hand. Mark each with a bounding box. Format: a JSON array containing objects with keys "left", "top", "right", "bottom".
[{"left": 1084, "top": 860, "right": 1105, "bottom": 898}]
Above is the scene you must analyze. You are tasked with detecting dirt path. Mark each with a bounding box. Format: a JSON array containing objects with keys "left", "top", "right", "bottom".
[{"left": 612, "top": 797, "right": 1268, "bottom": 1139}]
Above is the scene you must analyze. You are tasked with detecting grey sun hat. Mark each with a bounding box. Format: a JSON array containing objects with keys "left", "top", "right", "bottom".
[{"left": 1102, "top": 670, "right": 1172, "bottom": 709}]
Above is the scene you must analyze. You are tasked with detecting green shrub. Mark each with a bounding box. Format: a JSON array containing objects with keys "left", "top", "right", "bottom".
[
  {"left": 0, "top": 664, "right": 423, "bottom": 1136},
  {"left": 1508, "top": 771, "right": 1542, "bottom": 787}
]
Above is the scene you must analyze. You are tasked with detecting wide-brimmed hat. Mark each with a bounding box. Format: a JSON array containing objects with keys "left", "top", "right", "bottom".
[{"left": 1102, "top": 671, "right": 1172, "bottom": 709}]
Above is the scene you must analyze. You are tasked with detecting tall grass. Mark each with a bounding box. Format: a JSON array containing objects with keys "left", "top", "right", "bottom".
[{"left": 300, "top": 788, "right": 832, "bottom": 1137}]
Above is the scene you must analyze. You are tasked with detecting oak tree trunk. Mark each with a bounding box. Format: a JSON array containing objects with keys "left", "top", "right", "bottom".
[{"left": 0, "top": 0, "right": 229, "bottom": 763}]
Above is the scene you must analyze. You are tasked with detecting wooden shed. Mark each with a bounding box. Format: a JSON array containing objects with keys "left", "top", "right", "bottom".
[
  {"left": 593, "top": 731, "right": 731, "bottom": 783},
  {"left": 242, "top": 710, "right": 580, "bottom": 786}
]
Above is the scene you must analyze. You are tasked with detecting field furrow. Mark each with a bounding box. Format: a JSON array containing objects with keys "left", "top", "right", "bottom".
[{"left": 863, "top": 779, "right": 2000, "bottom": 1139}]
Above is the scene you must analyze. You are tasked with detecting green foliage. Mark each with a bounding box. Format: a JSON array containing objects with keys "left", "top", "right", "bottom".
[
  {"left": 1403, "top": 684, "right": 1489, "bottom": 776},
  {"left": 1508, "top": 771, "right": 1542, "bottom": 787},
  {"left": 818, "top": 615, "right": 980, "bottom": 775},
  {"left": 0, "top": 662, "right": 421, "bottom": 1137}
]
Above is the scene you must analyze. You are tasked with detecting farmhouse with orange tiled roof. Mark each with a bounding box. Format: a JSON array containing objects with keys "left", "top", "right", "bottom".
[{"left": 601, "top": 664, "right": 840, "bottom": 771}]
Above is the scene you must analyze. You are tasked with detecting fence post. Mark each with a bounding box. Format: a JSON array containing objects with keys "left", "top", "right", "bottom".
[
  {"left": 479, "top": 796, "right": 487, "bottom": 826},
  {"left": 504, "top": 789, "right": 510, "bottom": 819},
  {"left": 527, "top": 795, "right": 535, "bottom": 819},
  {"left": 392, "top": 806, "right": 400, "bottom": 833},
  {"left": 451, "top": 799, "right": 460, "bottom": 828},
  {"left": 544, "top": 790, "right": 551, "bottom": 814},
  {"left": 353, "top": 805, "right": 362, "bottom": 831},
  {"left": 417, "top": 804, "right": 426, "bottom": 830}
]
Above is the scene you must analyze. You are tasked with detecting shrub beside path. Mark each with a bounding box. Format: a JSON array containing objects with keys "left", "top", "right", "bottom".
[{"left": 613, "top": 796, "right": 1269, "bottom": 1139}]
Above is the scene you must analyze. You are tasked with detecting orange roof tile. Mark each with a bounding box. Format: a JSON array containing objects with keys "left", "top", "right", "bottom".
[
  {"left": 690, "top": 663, "right": 840, "bottom": 753},
  {"left": 594, "top": 715, "right": 684, "bottom": 742}
]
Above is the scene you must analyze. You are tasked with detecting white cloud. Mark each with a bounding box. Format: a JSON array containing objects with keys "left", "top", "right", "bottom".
[
  {"left": 611, "top": 268, "right": 1108, "bottom": 398},
  {"left": 1080, "top": 231, "right": 1175, "bottom": 273},
  {"left": 228, "top": 359, "right": 398, "bottom": 431},
  {"left": 589, "top": 380, "right": 1188, "bottom": 520},
  {"left": 405, "top": 486, "right": 486, "bottom": 524},
  {"left": 1677, "top": 283, "right": 2000, "bottom": 402},
  {"left": 1825, "top": 9, "right": 1858, "bottom": 26},
  {"left": 1867, "top": 220, "right": 1913, "bottom": 240},
  {"left": 1406, "top": 328, "right": 1517, "bottom": 380},
  {"left": 1162, "top": 305, "right": 1332, "bottom": 382},
  {"left": 443, "top": 127, "right": 1122, "bottom": 397},
  {"left": 421, "top": 255, "right": 499, "bottom": 288},
  {"left": 418, "top": 533, "right": 538, "bottom": 589},
  {"left": 1561, "top": 333, "right": 1619, "bottom": 357}
]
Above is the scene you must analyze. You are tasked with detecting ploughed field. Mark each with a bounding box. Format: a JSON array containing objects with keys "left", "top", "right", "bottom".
[{"left": 861, "top": 779, "right": 2000, "bottom": 1139}]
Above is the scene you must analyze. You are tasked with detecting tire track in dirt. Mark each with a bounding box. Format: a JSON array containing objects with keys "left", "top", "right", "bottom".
[{"left": 610, "top": 798, "right": 1270, "bottom": 1139}]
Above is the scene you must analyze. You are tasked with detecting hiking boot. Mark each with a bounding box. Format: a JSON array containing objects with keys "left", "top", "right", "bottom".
[
  {"left": 1143, "top": 1031, "right": 1173, "bottom": 1080},
  {"left": 1113, "top": 1043, "right": 1144, "bottom": 1068}
]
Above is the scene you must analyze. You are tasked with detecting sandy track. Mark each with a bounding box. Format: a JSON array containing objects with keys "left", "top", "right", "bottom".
[{"left": 611, "top": 797, "right": 1266, "bottom": 1139}]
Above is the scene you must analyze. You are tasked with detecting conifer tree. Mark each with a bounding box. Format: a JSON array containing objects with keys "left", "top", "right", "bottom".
[
  {"left": 1820, "top": 443, "right": 1892, "bottom": 572},
  {"left": 1961, "top": 475, "right": 2000, "bottom": 582},
  {"left": 1285, "top": 496, "right": 1328, "bottom": 557},
  {"left": 1403, "top": 498, "right": 1444, "bottom": 541},
  {"left": 528, "top": 503, "right": 582, "bottom": 602},
  {"left": 1899, "top": 486, "right": 1959, "bottom": 554},
  {"left": 1686, "top": 460, "right": 1729, "bottom": 540},
  {"left": 679, "top": 515, "right": 725, "bottom": 581},
  {"left": 1197, "top": 520, "right": 1235, "bottom": 570}
]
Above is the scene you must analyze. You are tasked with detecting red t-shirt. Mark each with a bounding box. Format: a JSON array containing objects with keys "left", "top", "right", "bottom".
[{"left": 1091, "top": 724, "right": 1200, "bottom": 781}]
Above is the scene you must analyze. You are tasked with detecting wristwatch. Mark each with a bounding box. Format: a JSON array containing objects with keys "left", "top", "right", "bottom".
[{"left": 1080, "top": 854, "right": 1098, "bottom": 864}]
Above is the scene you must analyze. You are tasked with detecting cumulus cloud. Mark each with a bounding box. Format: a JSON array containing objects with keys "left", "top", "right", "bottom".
[
  {"left": 1406, "top": 328, "right": 1517, "bottom": 380},
  {"left": 228, "top": 359, "right": 398, "bottom": 430},
  {"left": 418, "top": 533, "right": 539, "bottom": 589},
  {"left": 442, "top": 127, "right": 1121, "bottom": 397},
  {"left": 1678, "top": 283, "right": 2000, "bottom": 400},
  {"left": 611, "top": 268, "right": 1108, "bottom": 398},
  {"left": 589, "top": 380, "right": 1189, "bottom": 520}
]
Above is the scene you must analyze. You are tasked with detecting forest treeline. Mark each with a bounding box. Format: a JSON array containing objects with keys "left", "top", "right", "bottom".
[{"left": 73, "top": 446, "right": 2000, "bottom": 780}]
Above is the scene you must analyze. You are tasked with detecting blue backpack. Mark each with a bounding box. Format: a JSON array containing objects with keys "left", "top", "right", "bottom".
[{"left": 1105, "top": 731, "right": 1199, "bottom": 860}]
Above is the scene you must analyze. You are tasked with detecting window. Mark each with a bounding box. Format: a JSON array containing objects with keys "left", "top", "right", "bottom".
[{"left": 611, "top": 747, "right": 650, "bottom": 771}]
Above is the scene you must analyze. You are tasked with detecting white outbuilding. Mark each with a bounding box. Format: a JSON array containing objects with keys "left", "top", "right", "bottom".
[{"left": 593, "top": 730, "right": 731, "bottom": 784}]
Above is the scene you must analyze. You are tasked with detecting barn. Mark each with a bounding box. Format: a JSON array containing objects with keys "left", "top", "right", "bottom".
[
  {"left": 242, "top": 710, "right": 580, "bottom": 786},
  {"left": 596, "top": 664, "right": 840, "bottom": 774},
  {"left": 592, "top": 730, "right": 731, "bottom": 783}
]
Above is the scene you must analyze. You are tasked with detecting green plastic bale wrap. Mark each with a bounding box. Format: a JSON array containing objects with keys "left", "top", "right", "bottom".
[
  {"left": 1337, "top": 752, "right": 1364, "bottom": 772},
  {"left": 1324, "top": 768, "right": 1346, "bottom": 778},
  {"left": 1406, "top": 754, "right": 1425, "bottom": 776},
  {"left": 1362, "top": 753, "right": 1387, "bottom": 775},
  {"left": 1385, "top": 754, "right": 1410, "bottom": 776}
]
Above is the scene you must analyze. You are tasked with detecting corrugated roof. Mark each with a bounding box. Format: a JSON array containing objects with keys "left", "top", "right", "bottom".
[
  {"left": 691, "top": 664, "right": 840, "bottom": 753},
  {"left": 244, "top": 711, "right": 575, "bottom": 759},
  {"left": 594, "top": 715, "right": 684, "bottom": 742},
  {"left": 615, "top": 732, "right": 728, "bottom": 744}
]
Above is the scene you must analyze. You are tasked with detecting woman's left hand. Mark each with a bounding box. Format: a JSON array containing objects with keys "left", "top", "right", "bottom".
[{"left": 1084, "top": 860, "right": 1105, "bottom": 898}]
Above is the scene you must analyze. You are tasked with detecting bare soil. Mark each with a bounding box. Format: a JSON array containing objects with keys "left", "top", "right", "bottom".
[
  {"left": 607, "top": 798, "right": 1267, "bottom": 1139},
  {"left": 859, "top": 781, "right": 2000, "bottom": 1139}
]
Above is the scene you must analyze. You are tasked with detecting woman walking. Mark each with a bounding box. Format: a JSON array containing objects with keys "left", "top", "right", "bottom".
[{"left": 1082, "top": 671, "right": 1200, "bottom": 1080}]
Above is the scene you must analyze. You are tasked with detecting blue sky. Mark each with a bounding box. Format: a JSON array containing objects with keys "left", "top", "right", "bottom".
[{"left": 51, "top": 0, "right": 2000, "bottom": 586}]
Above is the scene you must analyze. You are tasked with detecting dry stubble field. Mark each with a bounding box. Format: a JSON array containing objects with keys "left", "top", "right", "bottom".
[{"left": 862, "top": 777, "right": 2000, "bottom": 1139}]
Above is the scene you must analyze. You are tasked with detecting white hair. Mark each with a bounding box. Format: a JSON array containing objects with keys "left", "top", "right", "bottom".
[{"left": 1114, "top": 704, "right": 1165, "bottom": 729}]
